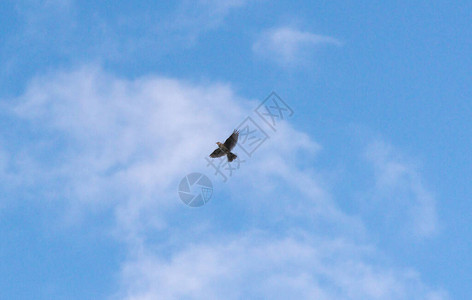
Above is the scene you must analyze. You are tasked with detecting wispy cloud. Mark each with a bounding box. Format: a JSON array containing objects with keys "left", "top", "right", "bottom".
[
  {"left": 1, "top": 0, "right": 249, "bottom": 80},
  {"left": 170, "top": 0, "right": 250, "bottom": 44},
  {"left": 118, "top": 233, "right": 448, "bottom": 300},
  {"left": 364, "top": 141, "right": 439, "bottom": 238},
  {"left": 253, "top": 27, "right": 342, "bottom": 67}
]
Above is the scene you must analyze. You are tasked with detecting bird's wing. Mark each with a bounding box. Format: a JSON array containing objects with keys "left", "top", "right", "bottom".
[
  {"left": 223, "top": 130, "right": 239, "bottom": 151},
  {"left": 210, "top": 148, "right": 225, "bottom": 158}
]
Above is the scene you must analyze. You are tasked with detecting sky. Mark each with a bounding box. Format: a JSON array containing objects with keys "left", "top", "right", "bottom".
[{"left": 0, "top": 0, "right": 471, "bottom": 299}]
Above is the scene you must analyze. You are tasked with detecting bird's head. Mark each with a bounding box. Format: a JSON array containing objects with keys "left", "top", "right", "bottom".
[{"left": 216, "top": 142, "right": 222, "bottom": 146}]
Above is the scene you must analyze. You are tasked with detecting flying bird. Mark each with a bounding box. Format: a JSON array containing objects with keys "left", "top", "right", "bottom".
[{"left": 209, "top": 130, "right": 239, "bottom": 162}]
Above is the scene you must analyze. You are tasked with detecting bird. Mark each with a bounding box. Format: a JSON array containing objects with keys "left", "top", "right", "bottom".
[{"left": 209, "top": 130, "right": 239, "bottom": 162}]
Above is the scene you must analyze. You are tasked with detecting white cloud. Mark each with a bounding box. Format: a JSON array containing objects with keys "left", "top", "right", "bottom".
[
  {"left": 364, "top": 141, "right": 439, "bottom": 238},
  {"left": 4, "top": 66, "right": 445, "bottom": 299},
  {"left": 253, "top": 27, "right": 342, "bottom": 67},
  {"left": 117, "top": 233, "right": 448, "bottom": 300}
]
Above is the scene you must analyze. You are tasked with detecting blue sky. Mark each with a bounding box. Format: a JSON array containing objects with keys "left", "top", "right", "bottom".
[{"left": 0, "top": 0, "right": 471, "bottom": 299}]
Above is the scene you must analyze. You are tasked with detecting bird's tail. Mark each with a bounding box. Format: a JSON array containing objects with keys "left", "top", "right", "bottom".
[{"left": 227, "top": 152, "right": 237, "bottom": 162}]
